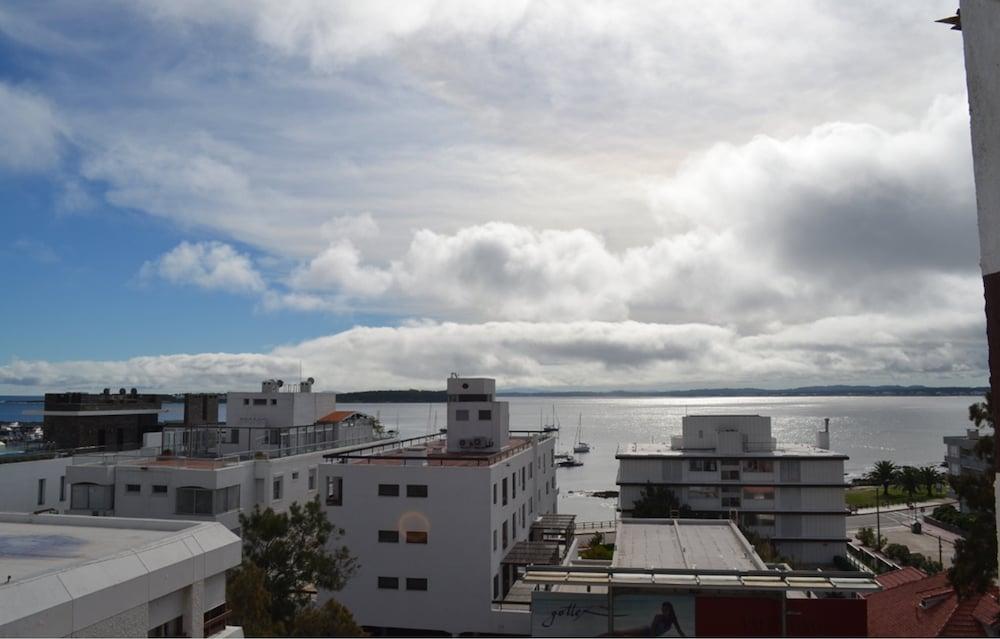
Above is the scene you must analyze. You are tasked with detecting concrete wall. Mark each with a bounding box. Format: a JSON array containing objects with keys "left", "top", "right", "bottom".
[
  {"left": 226, "top": 392, "right": 336, "bottom": 429},
  {"left": 681, "top": 415, "right": 771, "bottom": 449},
  {"left": 0, "top": 456, "right": 74, "bottom": 513}
]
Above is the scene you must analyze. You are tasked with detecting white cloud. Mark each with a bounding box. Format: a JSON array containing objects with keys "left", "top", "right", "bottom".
[
  {"left": 141, "top": 241, "right": 265, "bottom": 293},
  {"left": 0, "top": 82, "right": 62, "bottom": 171},
  {"left": 0, "top": 315, "right": 985, "bottom": 394}
]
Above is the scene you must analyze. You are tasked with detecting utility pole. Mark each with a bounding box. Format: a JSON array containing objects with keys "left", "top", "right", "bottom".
[{"left": 875, "top": 489, "right": 881, "bottom": 549}]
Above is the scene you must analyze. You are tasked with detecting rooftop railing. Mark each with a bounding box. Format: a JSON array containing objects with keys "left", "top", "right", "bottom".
[{"left": 324, "top": 430, "right": 553, "bottom": 466}]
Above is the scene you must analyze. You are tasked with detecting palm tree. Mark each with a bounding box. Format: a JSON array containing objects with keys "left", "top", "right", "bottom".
[
  {"left": 918, "top": 465, "right": 942, "bottom": 496},
  {"left": 895, "top": 466, "right": 921, "bottom": 503},
  {"left": 866, "top": 460, "right": 897, "bottom": 497}
]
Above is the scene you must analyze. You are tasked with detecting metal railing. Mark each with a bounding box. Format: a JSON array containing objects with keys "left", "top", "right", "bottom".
[
  {"left": 204, "top": 608, "right": 231, "bottom": 636},
  {"left": 576, "top": 520, "right": 618, "bottom": 531},
  {"left": 324, "top": 432, "right": 551, "bottom": 466}
]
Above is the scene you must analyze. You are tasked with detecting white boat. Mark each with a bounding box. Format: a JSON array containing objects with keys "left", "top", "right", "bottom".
[
  {"left": 557, "top": 455, "right": 583, "bottom": 468},
  {"left": 542, "top": 405, "right": 560, "bottom": 432},
  {"left": 572, "top": 414, "right": 590, "bottom": 453}
]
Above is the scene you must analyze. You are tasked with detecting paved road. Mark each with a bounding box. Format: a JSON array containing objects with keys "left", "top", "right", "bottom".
[
  {"left": 847, "top": 508, "right": 962, "bottom": 568},
  {"left": 848, "top": 509, "right": 923, "bottom": 531}
]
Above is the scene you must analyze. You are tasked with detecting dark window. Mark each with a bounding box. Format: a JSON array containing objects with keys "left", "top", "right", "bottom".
[
  {"left": 292, "top": 472, "right": 299, "bottom": 480},
  {"left": 377, "top": 576, "right": 399, "bottom": 590},
  {"left": 59, "top": 476, "right": 66, "bottom": 501},
  {"left": 253, "top": 398, "right": 267, "bottom": 406},
  {"left": 176, "top": 487, "right": 213, "bottom": 515},
  {"left": 230, "top": 429, "right": 240, "bottom": 444},
  {"left": 478, "top": 409, "right": 492, "bottom": 420},
  {"left": 379, "top": 530, "right": 400, "bottom": 543},
  {"left": 455, "top": 409, "right": 469, "bottom": 421},
  {"left": 308, "top": 468, "right": 316, "bottom": 490},
  {"left": 378, "top": 483, "right": 400, "bottom": 497},
  {"left": 520, "top": 467, "right": 525, "bottom": 489},
  {"left": 493, "top": 529, "right": 497, "bottom": 551},
  {"left": 502, "top": 478, "right": 508, "bottom": 505},
  {"left": 243, "top": 398, "right": 250, "bottom": 405},
  {"left": 493, "top": 574, "right": 499, "bottom": 599},
  {"left": 272, "top": 477, "right": 282, "bottom": 500},
  {"left": 270, "top": 399, "right": 277, "bottom": 405},
  {"left": 406, "top": 531, "right": 428, "bottom": 544},
  {"left": 493, "top": 482, "right": 497, "bottom": 504},
  {"left": 71, "top": 483, "right": 113, "bottom": 510},
  {"left": 126, "top": 484, "right": 141, "bottom": 494},
  {"left": 407, "top": 484, "right": 428, "bottom": 498},
  {"left": 502, "top": 521, "right": 509, "bottom": 549},
  {"left": 326, "top": 476, "right": 343, "bottom": 506},
  {"left": 37, "top": 478, "right": 46, "bottom": 505},
  {"left": 512, "top": 472, "right": 517, "bottom": 499},
  {"left": 153, "top": 485, "right": 168, "bottom": 494},
  {"left": 406, "top": 578, "right": 428, "bottom": 591}
]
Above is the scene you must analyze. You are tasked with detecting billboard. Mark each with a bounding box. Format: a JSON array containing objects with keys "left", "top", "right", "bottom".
[
  {"left": 611, "top": 590, "right": 694, "bottom": 637},
  {"left": 531, "top": 592, "right": 610, "bottom": 637}
]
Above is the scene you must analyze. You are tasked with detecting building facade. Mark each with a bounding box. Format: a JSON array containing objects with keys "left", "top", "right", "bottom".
[
  {"left": 42, "top": 388, "right": 162, "bottom": 451},
  {"left": 0, "top": 513, "right": 241, "bottom": 638},
  {"left": 317, "top": 375, "right": 558, "bottom": 636},
  {"left": 616, "top": 414, "right": 848, "bottom": 565},
  {"left": 943, "top": 428, "right": 990, "bottom": 511}
]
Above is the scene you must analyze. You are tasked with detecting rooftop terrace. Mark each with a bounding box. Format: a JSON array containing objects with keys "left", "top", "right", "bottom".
[
  {"left": 324, "top": 431, "right": 553, "bottom": 467},
  {"left": 612, "top": 518, "right": 766, "bottom": 572},
  {"left": 616, "top": 442, "right": 847, "bottom": 459}
]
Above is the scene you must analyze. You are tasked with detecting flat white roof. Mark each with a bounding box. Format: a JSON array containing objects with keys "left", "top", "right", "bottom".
[
  {"left": 617, "top": 442, "right": 846, "bottom": 458},
  {"left": 612, "top": 518, "right": 767, "bottom": 572},
  {"left": 0, "top": 513, "right": 241, "bottom": 637}
]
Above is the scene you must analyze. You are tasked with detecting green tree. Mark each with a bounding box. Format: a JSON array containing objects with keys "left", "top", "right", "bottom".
[
  {"left": 866, "top": 460, "right": 898, "bottom": 497},
  {"left": 240, "top": 498, "right": 358, "bottom": 627},
  {"left": 630, "top": 483, "right": 692, "bottom": 518},
  {"left": 227, "top": 563, "right": 280, "bottom": 637},
  {"left": 288, "top": 599, "right": 366, "bottom": 638},
  {"left": 918, "top": 465, "right": 943, "bottom": 496},
  {"left": 949, "top": 392, "right": 997, "bottom": 597},
  {"left": 894, "top": 466, "right": 921, "bottom": 503}
]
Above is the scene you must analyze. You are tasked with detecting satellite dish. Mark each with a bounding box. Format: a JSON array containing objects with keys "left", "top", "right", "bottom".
[
  {"left": 307, "top": 377, "right": 315, "bottom": 384},
  {"left": 277, "top": 380, "right": 284, "bottom": 388}
]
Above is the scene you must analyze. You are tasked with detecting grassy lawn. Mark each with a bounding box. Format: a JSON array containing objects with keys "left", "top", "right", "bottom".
[{"left": 845, "top": 485, "right": 948, "bottom": 510}]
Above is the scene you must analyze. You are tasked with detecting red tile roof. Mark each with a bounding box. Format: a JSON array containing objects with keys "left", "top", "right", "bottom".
[
  {"left": 867, "top": 569, "right": 998, "bottom": 637},
  {"left": 316, "top": 410, "right": 357, "bottom": 424}
]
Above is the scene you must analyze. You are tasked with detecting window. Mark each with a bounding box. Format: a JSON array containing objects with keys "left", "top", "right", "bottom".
[
  {"left": 378, "top": 483, "right": 400, "bottom": 497},
  {"left": 292, "top": 472, "right": 299, "bottom": 480},
  {"left": 743, "top": 513, "right": 776, "bottom": 527},
  {"left": 268, "top": 429, "right": 281, "bottom": 446},
  {"left": 407, "top": 484, "right": 428, "bottom": 498},
  {"left": 689, "top": 459, "right": 718, "bottom": 472},
  {"left": 272, "top": 477, "right": 283, "bottom": 501},
  {"left": 243, "top": 398, "right": 250, "bottom": 405},
  {"left": 308, "top": 468, "right": 316, "bottom": 490},
  {"left": 743, "top": 486, "right": 775, "bottom": 501},
  {"left": 326, "top": 476, "right": 343, "bottom": 506},
  {"left": 493, "top": 529, "right": 497, "bottom": 551},
  {"left": 253, "top": 398, "right": 267, "bottom": 406},
  {"left": 456, "top": 409, "right": 470, "bottom": 421},
  {"left": 379, "top": 530, "right": 400, "bottom": 543},
  {"left": 528, "top": 463, "right": 532, "bottom": 479},
  {"left": 126, "top": 483, "right": 141, "bottom": 494},
  {"left": 529, "top": 496, "right": 533, "bottom": 514},
  {"left": 378, "top": 576, "right": 399, "bottom": 590},
  {"left": 406, "top": 578, "right": 428, "bottom": 591},
  {"left": 406, "top": 531, "right": 428, "bottom": 544},
  {"left": 502, "top": 521, "right": 509, "bottom": 549},
  {"left": 37, "top": 478, "right": 46, "bottom": 505},
  {"left": 270, "top": 399, "right": 277, "bottom": 405},
  {"left": 743, "top": 460, "right": 774, "bottom": 473},
  {"left": 176, "top": 487, "right": 213, "bottom": 515},
  {"left": 493, "top": 574, "right": 499, "bottom": 599},
  {"left": 478, "top": 409, "right": 492, "bottom": 420},
  {"left": 59, "top": 476, "right": 65, "bottom": 501},
  {"left": 521, "top": 467, "right": 525, "bottom": 490},
  {"left": 493, "top": 482, "right": 497, "bottom": 504},
  {"left": 512, "top": 513, "right": 516, "bottom": 535},
  {"left": 721, "top": 486, "right": 741, "bottom": 508},
  {"left": 214, "top": 485, "right": 241, "bottom": 513},
  {"left": 230, "top": 429, "right": 240, "bottom": 444},
  {"left": 153, "top": 485, "right": 168, "bottom": 494},
  {"left": 689, "top": 485, "right": 719, "bottom": 499},
  {"left": 521, "top": 503, "right": 525, "bottom": 524},
  {"left": 512, "top": 472, "right": 517, "bottom": 499},
  {"left": 502, "top": 478, "right": 508, "bottom": 505},
  {"left": 71, "top": 483, "right": 113, "bottom": 510}
]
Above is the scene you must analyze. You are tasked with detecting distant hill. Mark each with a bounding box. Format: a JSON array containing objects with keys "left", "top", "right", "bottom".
[{"left": 334, "top": 385, "right": 987, "bottom": 403}]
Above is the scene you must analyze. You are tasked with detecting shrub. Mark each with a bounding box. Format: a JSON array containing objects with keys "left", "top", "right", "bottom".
[
  {"left": 884, "top": 543, "right": 911, "bottom": 563},
  {"left": 856, "top": 527, "right": 875, "bottom": 547}
]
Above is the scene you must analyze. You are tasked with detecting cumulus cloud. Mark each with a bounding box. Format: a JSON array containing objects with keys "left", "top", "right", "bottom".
[
  {"left": 0, "top": 82, "right": 63, "bottom": 171},
  {"left": 141, "top": 241, "right": 265, "bottom": 293}
]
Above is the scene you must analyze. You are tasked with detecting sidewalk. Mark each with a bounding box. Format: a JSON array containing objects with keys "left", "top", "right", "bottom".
[{"left": 851, "top": 497, "right": 957, "bottom": 516}]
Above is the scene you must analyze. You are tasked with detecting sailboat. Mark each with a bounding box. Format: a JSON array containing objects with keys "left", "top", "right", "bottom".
[
  {"left": 542, "top": 405, "right": 560, "bottom": 433},
  {"left": 573, "top": 414, "right": 591, "bottom": 453}
]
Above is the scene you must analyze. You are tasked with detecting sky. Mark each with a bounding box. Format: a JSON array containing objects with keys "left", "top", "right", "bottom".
[{"left": 0, "top": 1, "right": 987, "bottom": 393}]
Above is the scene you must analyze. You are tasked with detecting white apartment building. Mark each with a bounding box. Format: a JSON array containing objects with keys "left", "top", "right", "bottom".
[
  {"left": 63, "top": 379, "right": 386, "bottom": 534},
  {"left": 616, "top": 415, "right": 848, "bottom": 565},
  {"left": 317, "top": 375, "right": 559, "bottom": 636},
  {"left": 0, "top": 512, "right": 241, "bottom": 638},
  {"left": 0, "top": 453, "right": 75, "bottom": 514}
]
